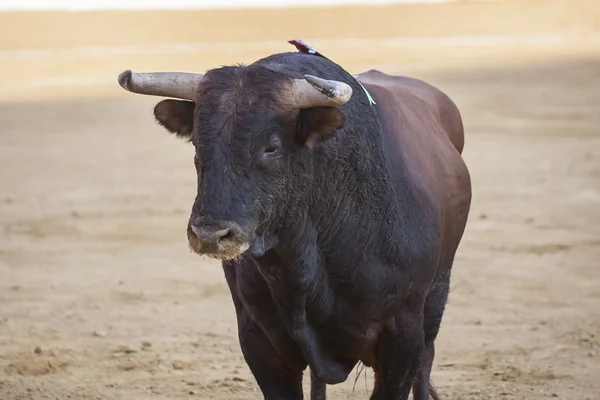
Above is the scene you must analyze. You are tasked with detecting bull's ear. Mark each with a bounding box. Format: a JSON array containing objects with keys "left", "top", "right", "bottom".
[
  {"left": 296, "top": 107, "right": 345, "bottom": 148},
  {"left": 153, "top": 99, "right": 195, "bottom": 139}
]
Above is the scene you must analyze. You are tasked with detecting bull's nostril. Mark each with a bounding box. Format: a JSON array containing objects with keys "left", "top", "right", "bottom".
[
  {"left": 223, "top": 232, "right": 234, "bottom": 241},
  {"left": 214, "top": 228, "right": 233, "bottom": 242},
  {"left": 189, "top": 225, "right": 203, "bottom": 240},
  {"left": 190, "top": 225, "right": 237, "bottom": 243}
]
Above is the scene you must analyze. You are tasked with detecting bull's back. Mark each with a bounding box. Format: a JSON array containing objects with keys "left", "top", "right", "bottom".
[
  {"left": 356, "top": 70, "right": 471, "bottom": 268},
  {"left": 356, "top": 70, "right": 464, "bottom": 154}
]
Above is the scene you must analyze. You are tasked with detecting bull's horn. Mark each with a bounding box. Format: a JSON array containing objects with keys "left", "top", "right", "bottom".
[
  {"left": 291, "top": 74, "right": 353, "bottom": 108},
  {"left": 117, "top": 70, "right": 204, "bottom": 101}
]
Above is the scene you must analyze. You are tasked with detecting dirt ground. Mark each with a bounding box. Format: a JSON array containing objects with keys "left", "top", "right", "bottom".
[{"left": 1, "top": 0, "right": 599, "bottom": 399}]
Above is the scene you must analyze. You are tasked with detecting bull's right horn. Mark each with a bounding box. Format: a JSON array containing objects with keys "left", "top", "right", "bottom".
[
  {"left": 117, "top": 70, "right": 204, "bottom": 101},
  {"left": 290, "top": 74, "right": 353, "bottom": 108}
]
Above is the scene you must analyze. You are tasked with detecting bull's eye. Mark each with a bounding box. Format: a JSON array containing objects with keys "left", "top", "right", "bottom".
[{"left": 261, "top": 136, "right": 281, "bottom": 160}]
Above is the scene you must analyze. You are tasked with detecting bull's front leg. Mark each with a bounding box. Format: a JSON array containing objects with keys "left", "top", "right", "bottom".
[
  {"left": 310, "top": 369, "right": 327, "bottom": 400},
  {"left": 371, "top": 306, "right": 425, "bottom": 400},
  {"left": 237, "top": 318, "right": 306, "bottom": 400},
  {"left": 223, "top": 259, "right": 306, "bottom": 400}
]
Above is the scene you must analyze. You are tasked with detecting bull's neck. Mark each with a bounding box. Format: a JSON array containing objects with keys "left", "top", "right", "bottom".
[
  {"left": 310, "top": 107, "right": 397, "bottom": 253},
  {"left": 269, "top": 89, "right": 399, "bottom": 306}
]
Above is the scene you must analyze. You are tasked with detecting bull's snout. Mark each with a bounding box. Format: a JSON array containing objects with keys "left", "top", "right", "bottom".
[
  {"left": 187, "top": 219, "right": 250, "bottom": 260},
  {"left": 190, "top": 223, "right": 238, "bottom": 246}
]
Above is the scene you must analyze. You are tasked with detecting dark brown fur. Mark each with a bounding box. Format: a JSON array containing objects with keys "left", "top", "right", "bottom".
[{"left": 150, "top": 52, "right": 471, "bottom": 399}]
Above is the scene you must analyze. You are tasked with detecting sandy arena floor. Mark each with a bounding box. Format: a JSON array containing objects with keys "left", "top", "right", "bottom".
[{"left": 0, "top": 0, "right": 599, "bottom": 399}]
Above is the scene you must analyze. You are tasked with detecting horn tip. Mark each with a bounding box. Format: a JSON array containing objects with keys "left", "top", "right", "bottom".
[
  {"left": 117, "top": 69, "right": 133, "bottom": 90},
  {"left": 303, "top": 74, "right": 353, "bottom": 104}
]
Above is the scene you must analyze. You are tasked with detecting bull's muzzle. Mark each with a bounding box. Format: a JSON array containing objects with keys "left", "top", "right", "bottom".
[{"left": 187, "top": 218, "right": 250, "bottom": 260}]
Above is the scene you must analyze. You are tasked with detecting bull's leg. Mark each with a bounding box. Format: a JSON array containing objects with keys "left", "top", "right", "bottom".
[
  {"left": 371, "top": 307, "right": 425, "bottom": 400},
  {"left": 310, "top": 369, "right": 326, "bottom": 400},
  {"left": 412, "top": 341, "right": 438, "bottom": 400},
  {"left": 238, "top": 318, "right": 304, "bottom": 400},
  {"left": 412, "top": 269, "right": 451, "bottom": 400},
  {"left": 223, "top": 261, "right": 305, "bottom": 400}
]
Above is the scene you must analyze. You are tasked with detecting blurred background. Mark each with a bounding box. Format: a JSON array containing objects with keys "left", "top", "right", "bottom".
[{"left": 0, "top": 0, "right": 598, "bottom": 399}]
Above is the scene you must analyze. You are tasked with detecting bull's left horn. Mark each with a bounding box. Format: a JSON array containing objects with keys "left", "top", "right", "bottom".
[
  {"left": 291, "top": 75, "right": 353, "bottom": 108},
  {"left": 117, "top": 70, "right": 204, "bottom": 101}
]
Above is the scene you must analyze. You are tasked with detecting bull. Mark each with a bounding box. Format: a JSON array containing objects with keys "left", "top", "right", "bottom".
[{"left": 117, "top": 42, "right": 471, "bottom": 400}]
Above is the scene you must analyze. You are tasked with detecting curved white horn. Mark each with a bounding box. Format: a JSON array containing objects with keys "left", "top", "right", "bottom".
[
  {"left": 117, "top": 70, "right": 204, "bottom": 101},
  {"left": 290, "top": 74, "right": 353, "bottom": 108}
]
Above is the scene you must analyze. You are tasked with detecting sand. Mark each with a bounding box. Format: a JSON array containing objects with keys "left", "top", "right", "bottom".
[{"left": 0, "top": 0, "right": 599, "bottom": 398}]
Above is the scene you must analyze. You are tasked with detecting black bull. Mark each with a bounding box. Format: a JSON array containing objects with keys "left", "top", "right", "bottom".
[{"left": 117, "top": 50, "right": 472, "bottom": 399}]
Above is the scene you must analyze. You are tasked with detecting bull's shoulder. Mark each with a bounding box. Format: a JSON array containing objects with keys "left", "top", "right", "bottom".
[{"left": 355, "top": 70, "right": 465, "bottom": 154}]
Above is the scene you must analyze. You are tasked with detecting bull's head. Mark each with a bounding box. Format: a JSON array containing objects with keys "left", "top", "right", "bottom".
[{"left": 117, "top": 66, "right": 353, "bottom": 260}]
